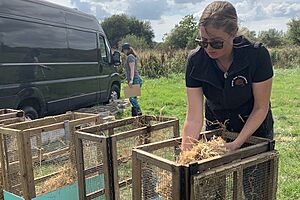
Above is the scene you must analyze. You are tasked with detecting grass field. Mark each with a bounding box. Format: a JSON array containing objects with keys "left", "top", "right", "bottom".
[{"left": 120, "top": 67, "right": 300, "bottom": 200}]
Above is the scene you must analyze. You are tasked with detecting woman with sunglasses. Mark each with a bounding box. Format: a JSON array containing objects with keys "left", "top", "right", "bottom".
[{"left": 183, "top": 1, "right": 274, "bottom": 151}]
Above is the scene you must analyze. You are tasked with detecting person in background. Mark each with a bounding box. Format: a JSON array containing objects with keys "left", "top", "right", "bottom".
[{"left": 121, "top": 43, "right": 143, "bottom": 116}]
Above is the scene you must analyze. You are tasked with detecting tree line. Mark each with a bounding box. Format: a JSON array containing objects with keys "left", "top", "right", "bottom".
[{"left": 101, "top": 14, "right": 300, "bottom": 49}]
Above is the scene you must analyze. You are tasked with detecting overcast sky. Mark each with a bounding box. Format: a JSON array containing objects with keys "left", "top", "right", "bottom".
[{"left": 45, "top": 0, "right": 300, "bottom": 42}]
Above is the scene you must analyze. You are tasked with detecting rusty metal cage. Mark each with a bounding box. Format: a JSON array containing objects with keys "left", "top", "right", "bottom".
[
  {"left": 75, "top": 115, "right": 180, "bottom": 200},
  {"left": 0, "top": 112, "right": 102, "bottom": 200},
  {"left": 132, "top": 129, "right": 278, "bottom": 200}
]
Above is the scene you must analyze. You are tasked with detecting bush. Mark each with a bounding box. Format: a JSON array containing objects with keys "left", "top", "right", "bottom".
[{"left": 117, "top": 47, "right": 300, "bottom": 79}]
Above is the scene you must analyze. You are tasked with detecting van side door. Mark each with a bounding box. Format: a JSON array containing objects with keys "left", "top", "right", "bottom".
[{"left": 98, "top": 35, "right": 112, "bottom": 101}]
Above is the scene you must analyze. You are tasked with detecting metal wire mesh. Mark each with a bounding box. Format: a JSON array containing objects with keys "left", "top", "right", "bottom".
[
  {"left": 243, "top": 161, "right": 270, "bottom": 200},
  {"left": 194, "top": 171, "right": 234, "bottom": 200},
  {"left": 0, "top": 113, "right": 100, "bottom": 197},
  {"left": 134, "top": 131, "right": 276, "bottom": 200},
  {"left": 33, "top": 128, "right": 74, "bottom": 195},
  {"left": 2, "top": 133, "right": 21, "bottom": 195},
  {"left": 193, "top": 156, "right": 275, "bottom": 200},
  {"left": 117, "top": 128, "right": 176, "bottom": 199},
  {"left": 141, "top": 162, "right": 172, "bottom": 200},
  {"left": 81, "top": 139, "right": 105, "bottom": 200}
]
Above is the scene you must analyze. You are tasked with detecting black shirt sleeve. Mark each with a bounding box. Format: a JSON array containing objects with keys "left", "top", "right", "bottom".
[
  {"left": 253, "top": 46, "right": 274, "bottom": 82},
  {"left": 185, "top": 54, "right": 202, "bottom": 88}
]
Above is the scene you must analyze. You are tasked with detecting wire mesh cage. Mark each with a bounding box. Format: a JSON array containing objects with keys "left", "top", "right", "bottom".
[
  {"left": 0, "top": 108, "right": 25, "bottom": 200},
  {"left": 75, "top": 132, "right": 112, "bottom": 200},
  {"left": 132, "top": 129, "right": 278, "bottom": 200},
  {"left": 75, "top": 115, "right": 180, "bottom": 200},
  {"left": 0, "top": 112, "right": 102, "bottom": 200}
]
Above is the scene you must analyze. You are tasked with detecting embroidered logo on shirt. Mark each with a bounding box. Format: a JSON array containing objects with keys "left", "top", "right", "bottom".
[{"left": 231, "top": 76, "right": 248, "bottom": 87}]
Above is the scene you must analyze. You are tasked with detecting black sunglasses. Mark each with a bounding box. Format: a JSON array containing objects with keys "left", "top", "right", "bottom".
[{"left": 195, "top": 38, "right": 224, "bottom": 49}]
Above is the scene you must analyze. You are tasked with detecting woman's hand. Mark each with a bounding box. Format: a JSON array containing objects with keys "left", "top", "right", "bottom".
[
  {"left": 128, "top": 80, "right": 133, "bottom": 88},
  {"left": 181, "top": 135, "right": 197, "bottom": 151},
  {"left": 222, "top": 140, "right": 242, "bottom": 151}
]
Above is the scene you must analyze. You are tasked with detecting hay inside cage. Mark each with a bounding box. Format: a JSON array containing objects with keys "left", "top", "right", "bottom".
[{"left": 156, "top": 136, "right": 229, "bottom": 198}]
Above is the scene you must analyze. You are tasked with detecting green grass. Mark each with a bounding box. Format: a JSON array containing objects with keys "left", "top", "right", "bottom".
[{"left": 120, "top": 68, "right": 300, "bottom": 200}]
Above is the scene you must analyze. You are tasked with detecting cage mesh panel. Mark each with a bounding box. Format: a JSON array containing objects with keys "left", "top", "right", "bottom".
[
  {"left": 117, "top": 136, "right": 141, "bottom": 199},
  {"left": 33, "top": 129, "right": 74, "bottom": 195},
  {"left": 152, "top": 146, "right": 178, "bottom": 162},
  {"left": 141, "top": 161, "right": 173, "bottom": 200},
  {"left": 116, "top": 127, "right": 176, "bottom": 199},
  {"left": 113, "top": 118, "right": 145, "bottom": 134},
  {"left": 194, "top": 171, "right": 234, "bottom": 200},
  {"left": 243, "top": 160, "right": 270, "bottom": 200},
  {"left": 149, "top": 127, "right": 174, "bottom": 144},
  {"left": 82, "top": 139, "right": 105, "bottom": 198},
  {"left": 4, "top": 134, "right": 21, "bottom": 195}
]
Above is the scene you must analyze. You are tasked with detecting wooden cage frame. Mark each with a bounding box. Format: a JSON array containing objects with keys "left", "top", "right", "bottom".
[
  {"left": 75, "top": 115, "right": 180, "bottom": 200},
  {"left": 0, "top": 112, "right": 102, "bottom": 200},
  {"left": 0, "top": 109, "right": 25, "bottom": 200},
  {"left": 132, "top": 129, "right": 277, "bottom": 200},
  {"left": 0, "top": 109, "right": 24, "bottom": 126}
]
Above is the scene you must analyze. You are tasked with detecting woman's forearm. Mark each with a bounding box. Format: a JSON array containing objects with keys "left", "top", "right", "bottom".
[{"left": 235, "top": 106, "right": 269, "bottom": 147}]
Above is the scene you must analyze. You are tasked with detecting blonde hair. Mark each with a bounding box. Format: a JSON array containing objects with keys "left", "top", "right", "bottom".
[{"left": 200, "top": 1, "right": 238, "bottom": 36}]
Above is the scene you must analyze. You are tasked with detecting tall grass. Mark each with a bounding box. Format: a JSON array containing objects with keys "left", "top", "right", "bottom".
[{"left": 118, "top": 47, "right": 300, "bottom": 79}]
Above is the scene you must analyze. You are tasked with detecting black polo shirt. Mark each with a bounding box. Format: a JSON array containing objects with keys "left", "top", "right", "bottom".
[{"left": 185, "top": 36, "right": 274, "bottom": 138}]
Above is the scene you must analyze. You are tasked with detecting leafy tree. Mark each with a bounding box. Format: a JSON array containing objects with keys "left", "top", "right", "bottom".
[
  {"left": 286, "top": 18, "right": 300, "bottom": 45},
  {"left": 101, "top": 14, "right": 154, "bottom": 48},
  {"left": 257, "top": 29, "right": 284, "bottom": 47},
  {"left": 119, "top": 34, "right": 150, "bottom": 50},
  {"left": 163, "top": 15, "right": 198, "bottom": 49}
]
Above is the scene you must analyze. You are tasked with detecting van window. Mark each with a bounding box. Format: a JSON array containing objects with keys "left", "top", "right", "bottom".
[
  {"left": 67, "top": 29, "right": 97, "bottom": 62},
  {"left": 0, "top": 17, "right": 67, "bottom": 63},
  {"left": 99, "top": 36, "right": 109, "bottom": 63}
]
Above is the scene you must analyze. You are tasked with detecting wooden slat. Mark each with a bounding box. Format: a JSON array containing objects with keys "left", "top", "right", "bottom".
[
  {"left": 17, "top": 132, "right": 31, "bottom": 200},
  {"left": 80, "top": 117, "right": 138, "bottom": 133},
  {"left": 134, "top": 149, "right": 176, "bottom": 171},
  {"left": 75, "top": 136, "right": 86, "bottom": 200},
  {"left": 150, "top": 120, "right": 178, "bottom": 132},
  {"left": 110, "top": 137, "right": 120, "bottom": 200},
  {"left": 0, "top": 127, "right": 19, "bottom": 135},
  {"left": 172, "top": 166, "right": 181, "bottom": 200},
  {"left": 135, "top": 137, "right": 180, "bottom": 151},
  {"left": 132, "top": 150, "right": 142, "bottom": 200},
  {"left": 84, "top": 164, "right": 104, "bottom": 176},
  {"left": 86, "top": 189, "right": 105, "bottom": 200},
  {"left": 102, "top": 137, "right": 113, "bottom": 200},
  {"left": 114, "top": 127, "right": 148, "bottom": 140},
  {"left": 0, "top": 133, "right": 8, "bottom": 190},
  {"left": 69, "top": 115, "right": 100, "bottom": 128},
  {"left": 189, "top": 142, "right": 272, "bottom": 175},
  {"left": 0, "top": 118, "right": 24, "bottom": 126},
  {"left": 5, "top": 113, "right": 72, "bottom": 130},
  {"left": 76, "top": 131, "right": 106, "bottom": 143},
  {"left": 23, "top": 133, "right": 35, "bottom": 198}
]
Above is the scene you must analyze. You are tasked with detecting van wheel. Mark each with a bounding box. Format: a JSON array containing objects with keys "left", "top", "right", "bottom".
[
  {"left": 22, "top": 106, "right": 39, "bottom": 120},
  {"left": 108, "top": 84, "right": 120, "bottom": 103}
]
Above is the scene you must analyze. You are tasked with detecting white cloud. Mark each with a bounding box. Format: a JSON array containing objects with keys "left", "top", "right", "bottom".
[
  {"left": 266, "top": 2, "right": 300, "bottom": 17},
  {"left": 44, "top": 0, "right": 299, "bottom": 42}
]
